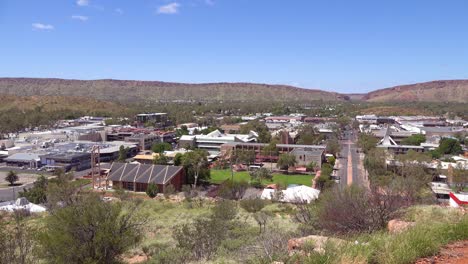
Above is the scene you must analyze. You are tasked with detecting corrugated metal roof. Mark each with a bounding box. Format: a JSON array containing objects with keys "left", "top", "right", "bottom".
[{"left": 108, "top": 162, "right": 183, "bottom": 185}]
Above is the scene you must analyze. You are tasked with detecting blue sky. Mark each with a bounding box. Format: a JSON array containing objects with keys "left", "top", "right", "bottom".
[{"left": 1, "top": 0, "right": 468, "bottom": 93}]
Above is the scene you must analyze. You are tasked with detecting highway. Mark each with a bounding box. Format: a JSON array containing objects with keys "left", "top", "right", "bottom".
[{"left": 337, "top": 129, "right": 368, "bottom": 188}]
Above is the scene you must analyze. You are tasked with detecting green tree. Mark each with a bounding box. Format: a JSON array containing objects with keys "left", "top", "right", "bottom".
[
  {"left": 261, "top": 140, "right": 279, "bottom": 156},
  {"left": 5, "top": 170, "right": 19, "bottom": 186},
  {"left": 296, "top": 125, "right": 325, "bottom": 145},
  {"left": 240, "top": 120, "right": 271, "bottom": 143},
  {"left": 401, "top": 134, "right": 426, "bottom": 146},
  {"left": 357, "top": 133, "right": 378, "bottom": 154},
  {"left": 118, "top": 145, "right": 128, "bottom": 162},
  {"left": 326, "top": 138, "right": 341, "bottom": 156},
  {"left": 249, "top": 168, "right": 273, "bottom": 186},
  {"left": 153, "top": 153, "right": 169, "bottom": 165},
  {"left": 306, "top": 161, "right": 318, "bottom": 172},
  {"left": 151, "top": 142, "right": 172, "bottom": 154},
  {"left": 277, "top": 153, "right": 297, "bottom": 170},
  {"left": 19, "top": 175, "right": 48, "bottom": 204},
  {"left": 146, "top": 183, "right": 159, "bottom": 198},
  {"left": 452, "top": 164, "right": 468, "bottom": 193},
  {"left": 182, "top": 150, "right": 210, "bottom": 187},
  {"left": 437, "top": 137, "right": 463, "bottom": 155},
  {"left": 173, "top": 153, "right": 183, "bottom": 166},
  {"left": 38, "top": 193, "right": 144, "bottom": 264}
]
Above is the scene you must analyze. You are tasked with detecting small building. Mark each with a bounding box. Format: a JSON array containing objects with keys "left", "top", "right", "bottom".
[
  {"left": 108, "top": 162, "right": 184, "bottom": 192},
  {"left": 291, "top": 148, "right": 325, "bottom": 167},
  {"left": 179, "top": 130, "right": 258, "bottom": 155},
  {"left": 4, "top": 153, "right": 41, "bottom": 168}
]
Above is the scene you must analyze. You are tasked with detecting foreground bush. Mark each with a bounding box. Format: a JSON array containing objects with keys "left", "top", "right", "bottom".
[
  {"left": 38, "top": 193, "right": 145, "bottom": 264},
  {"left": 293, "top": 206, "right": 468, "bottom": 264}
]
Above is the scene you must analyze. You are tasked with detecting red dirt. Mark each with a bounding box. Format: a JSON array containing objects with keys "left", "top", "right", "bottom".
[{"left": 415, "top": 240, "right": 468, "bottom": 264}]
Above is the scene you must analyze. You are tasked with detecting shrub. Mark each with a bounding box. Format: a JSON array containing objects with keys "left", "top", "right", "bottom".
[
  {"left": 163, "top": 184, "right": 175, "bottom": 199},
  {"left": 240, "top": 198, "right": 267, "bottom": 214},
  {"left": 218, "top": 180, "right": 249, "bottom": 200},
  {"left": 146, "top": 183, "right": 159, "bottom": 198}
]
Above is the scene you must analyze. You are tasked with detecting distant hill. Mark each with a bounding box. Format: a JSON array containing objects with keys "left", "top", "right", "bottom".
[
  {"left": 362, "top": 80, "right": 468, "bottom": 103},
  {"left": 0, "top": 78, "right": 344, "bottom": 103},
  {"left": 0, "top": 78, "right": 466, "bottom": 104}
]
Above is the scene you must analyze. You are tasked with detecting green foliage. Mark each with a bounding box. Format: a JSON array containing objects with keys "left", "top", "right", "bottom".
[
  {"left": 181, "top": 149, "right": 210, "bottom": 186},
  {"left": 19, "top": 175, "right": 48, "bottom": 204},
  {"left": 173, "top": 200, "right": 239, "bottom": 261},
  {"left": 0, "top": 211, "right": 36, "bottom": 263},
  {"left": 173, "top": 153, "right": 183, "bottom": 166},
  {"left": 277, "top": 153, "right": 297, "bottom": 170},
  {"left": 261, "top": 140, "right": 279, "bottom": 156},
  {"left": 146, "top": 183, "right": 159, "bottom": 198},
  {"left": 151, "top": 142, "right": 172, "bottom": 154},
  {"left": 401, "top": 134, "right": 426, "bottom": 146},
  {"left": 249, "top": 168, "right": 273, "bottom": 183},
  {"left": 118, "top": 145, "right": 129, "bottom": 162},
  {"left": 233, "top": 149, "right": 256, "bottom": 165},
  {"left": 306, "top": 161, "right": 318, "bottom": 172},
  {"left": 327, "top": 156, "right": 336, "bottom": 166},
  {"left": 240, "top": 198, "right": 268, "bottom": 214},
  {"left": 240, "top": 120, "right": 271, "bottom": 143},
  {"left": 153, "top": 153, "right": 169, "bottom": 165},
  {"left": 38, "top": 193, "right": 144, "bottom": 264},
  {"left": 218, "top": 180, "right": 249, "bottom": 200},
  {"left": 296, "top": 125, "right": 325, "bottom": 145},
  {"left": 436, "top": 137, "right": 463, "bottom": 155},
  {"left": 5, "top": 170, "right": 19, "bottom": 185},
  {"left": 357, "top": 133, "right": 379, "bottom": 154},
  {"left": 326, "top": 138, "right": 341, "bottom": 156}
]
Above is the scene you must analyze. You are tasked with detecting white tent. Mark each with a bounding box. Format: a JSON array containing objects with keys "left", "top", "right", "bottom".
[
  {"left": 0, "top": 197, "right": 47, "bottom": 213},
  {"left": 261, "top": 185, "right": 320, "bottom": 203}
]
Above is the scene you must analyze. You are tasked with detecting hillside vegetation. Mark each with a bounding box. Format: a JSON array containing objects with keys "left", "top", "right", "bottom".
[
  {"left": 0, "top": 78, "right": 344, "bottom": 103},
  {"left": 363, "top": 80, "right": 468, "bottom": 103}
]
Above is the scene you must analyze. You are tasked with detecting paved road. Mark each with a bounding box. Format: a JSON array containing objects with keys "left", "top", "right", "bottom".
[
  {"left": 337, "top": 129, "right": 368, "bottom": 188},
  {"left": 0, "top": 166, "right": 96, "bottom": 202}
]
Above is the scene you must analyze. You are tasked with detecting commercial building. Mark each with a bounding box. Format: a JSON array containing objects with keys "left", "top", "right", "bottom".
[
  {"left": 220, "top": 142, "right": 326, "bottom": 167},
  {"left": 136, "top": 113, "right": 169, "bottom": 128},
  {"left": 179, "top": 130, "right": 258, "bottom": 155},
  {"left": 4, "top": 153, "right": 41, "bottom": 168},
  {"left": 108, "top": 162, "right": 184, "bottom": 192},
  {"left": 41, "top": 152, "right": 91, "bottom": 172}
]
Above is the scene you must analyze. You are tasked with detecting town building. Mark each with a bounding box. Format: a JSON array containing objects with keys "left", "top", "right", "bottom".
[
  {"left": 136, "top": 113, "right": 169, "bottom": 128},
  {"left": 108, "top": 162, "right": 185, "bottom": 192},
  {"left": 179, "top": 130, "right": 258, "bottom": 155},
  {"left": 220, "top": 142, "right": 326, "bottom": 167}
]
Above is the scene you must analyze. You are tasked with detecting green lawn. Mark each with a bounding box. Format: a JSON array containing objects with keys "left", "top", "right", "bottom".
[{"left": 210, "top": 169, "right": 314, "bottom": 187}]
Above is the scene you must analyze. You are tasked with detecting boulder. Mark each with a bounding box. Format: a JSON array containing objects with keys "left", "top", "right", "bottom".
[{"left": 387, "top": 219, "right": 416, "bottom": 234}]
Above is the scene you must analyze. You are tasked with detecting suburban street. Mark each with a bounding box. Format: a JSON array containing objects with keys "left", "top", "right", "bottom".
[{"left": 337, "top": 129, "right": 369, "bottom": 188}]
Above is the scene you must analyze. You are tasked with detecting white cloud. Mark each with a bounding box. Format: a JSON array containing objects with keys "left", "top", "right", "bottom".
[
  {"left": 71, "top": 15, "right": 89, "bottom": 21},
  {"left": 115, "top": 8, "right": 124, "bottom": 14},
  {"left": 32, "top": 23, "right": 54, "bottom": 30},
  {"left": 157, "top": 2, "right": 180, "bottom": 14},
  {"left": 77, "top": 0, "right": 89, "bottom": 6}
]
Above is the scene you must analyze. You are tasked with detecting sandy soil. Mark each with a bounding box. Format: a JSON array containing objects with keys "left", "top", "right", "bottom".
[{"left": 415, "top": 240, "right": 468, "bottom": 264}]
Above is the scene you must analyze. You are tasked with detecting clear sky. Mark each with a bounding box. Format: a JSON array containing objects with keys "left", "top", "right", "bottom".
[{"left": 1, "top": 0, "right": 468, "bottom": 93}]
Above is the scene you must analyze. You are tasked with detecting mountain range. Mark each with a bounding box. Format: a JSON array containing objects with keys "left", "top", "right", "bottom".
[{"left": 0, "top": 78, "right": 466, "bottom": 103}]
